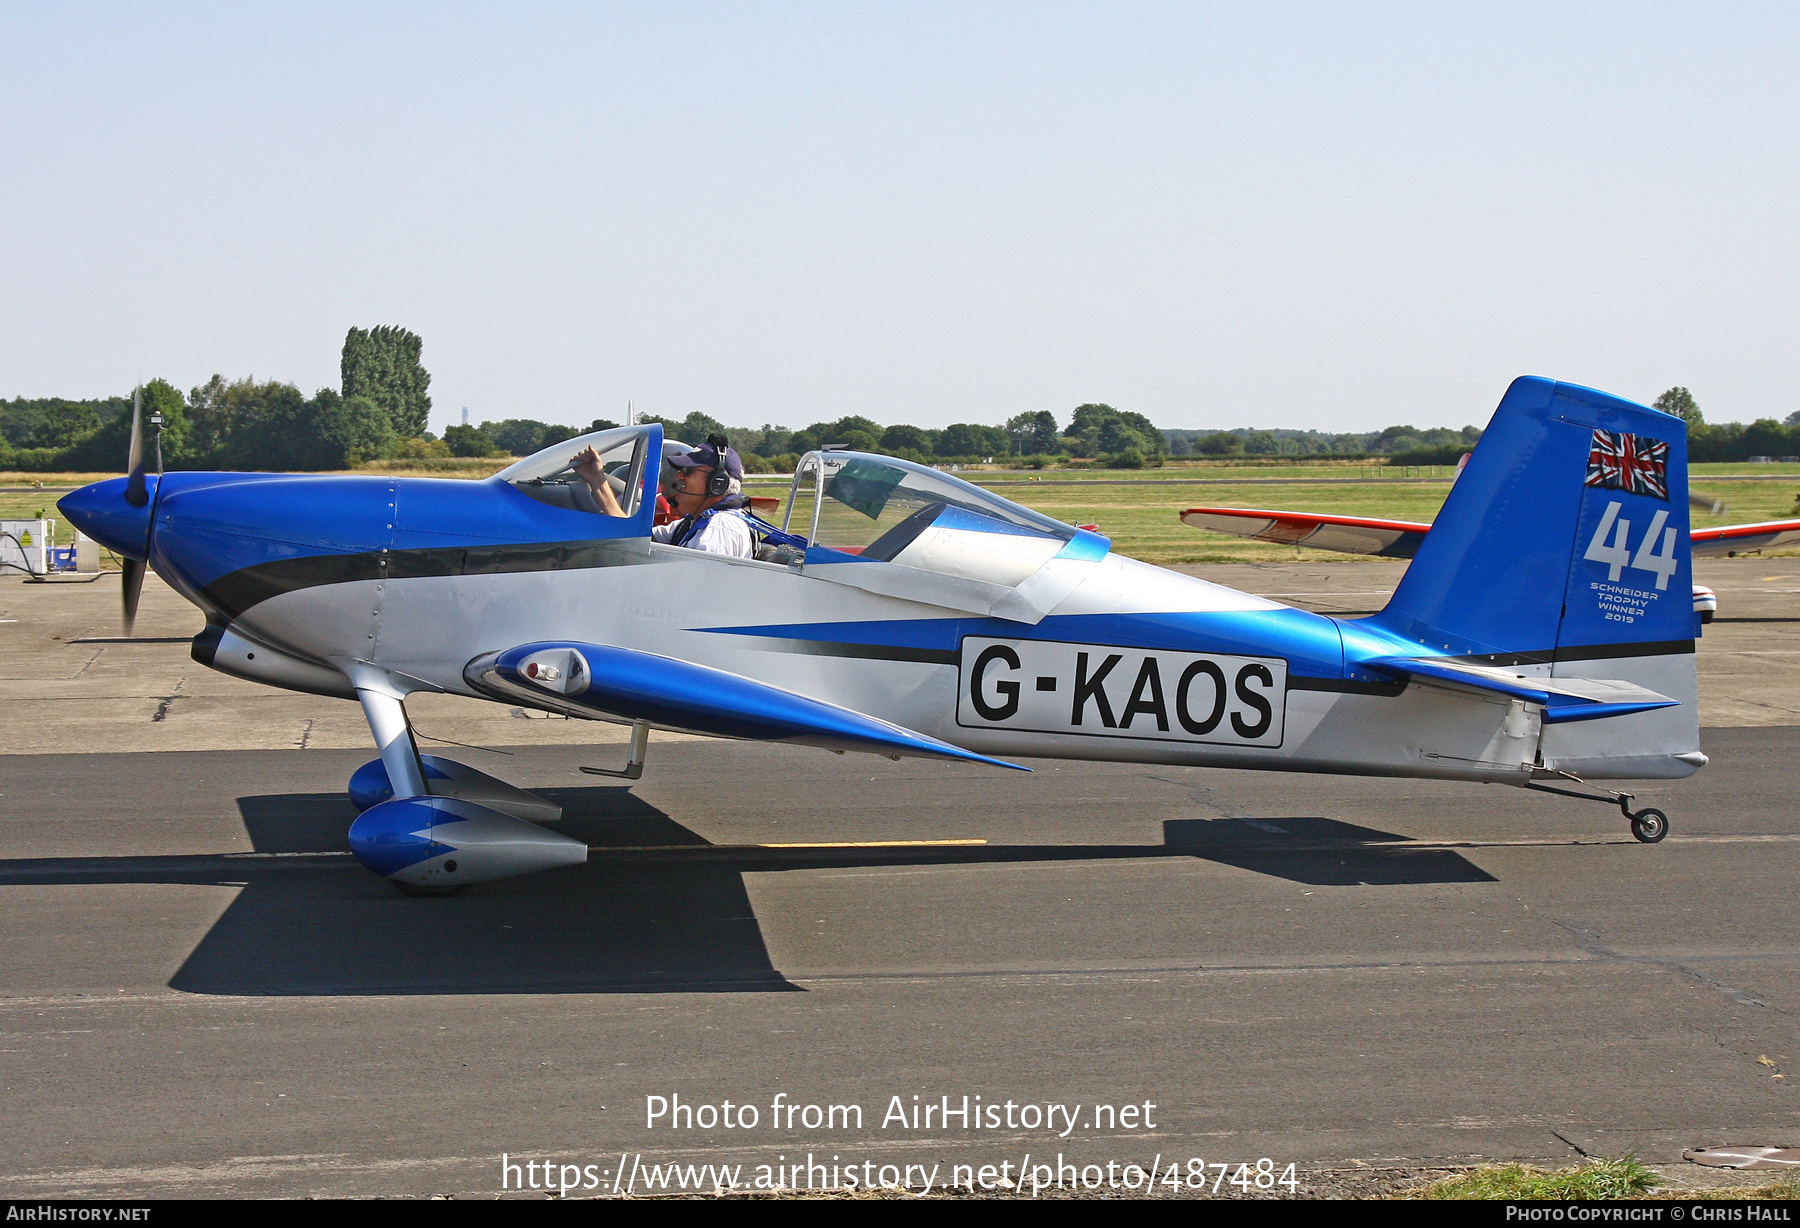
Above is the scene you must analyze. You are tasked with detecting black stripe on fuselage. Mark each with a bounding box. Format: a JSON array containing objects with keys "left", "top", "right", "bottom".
[
  {"left": 198, "top": 539, "right": 643, "bottom": 620},
  {"left": 1287, "top": 676, "right": 1409, "bottom": 697},
  {"left": 727, "top": 636, "right": 961, "bottom": 666},
  {"left": 1448, "top": 639, "right": 1695, "bottom": 668}
]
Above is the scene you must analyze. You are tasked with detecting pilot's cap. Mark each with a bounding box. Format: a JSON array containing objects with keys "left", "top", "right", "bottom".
[{"left": 669, "top": 441, "right": 743, "bottom": 481}]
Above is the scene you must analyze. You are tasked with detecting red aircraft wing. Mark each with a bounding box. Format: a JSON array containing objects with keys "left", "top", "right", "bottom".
[{"left": 1179, "top": 507, "right": 1431, "bottom": 559}]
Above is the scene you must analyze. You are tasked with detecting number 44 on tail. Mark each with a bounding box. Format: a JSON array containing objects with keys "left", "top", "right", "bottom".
[{"left": 1583, "top": 501, "right": 1678, "bottom": 589}]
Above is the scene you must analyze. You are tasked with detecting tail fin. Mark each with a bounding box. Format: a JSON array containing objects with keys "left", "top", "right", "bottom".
[{"left": 1367, "top": 377, "right": 1701, "bottom": 779}]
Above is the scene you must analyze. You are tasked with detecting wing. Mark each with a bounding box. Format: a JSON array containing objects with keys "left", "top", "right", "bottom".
[
  {"left": 1180, "top": 507, "right": 1431, "bottom": 558},
  {"left": 1691, "top": 519, "right": 1800, "bottom": 557},
  {"left": 464, "top": 641, "right": 1027, "bottom": 770}
]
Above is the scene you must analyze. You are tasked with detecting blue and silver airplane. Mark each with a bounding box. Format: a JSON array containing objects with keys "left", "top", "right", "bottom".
[{"left": 59, "top": 377, "right": 1704, "bottom": 894}]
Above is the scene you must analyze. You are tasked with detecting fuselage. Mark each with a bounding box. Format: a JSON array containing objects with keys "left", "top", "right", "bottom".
[{"left": 60, "top": 433, "right": 1700, "bottom": 786}]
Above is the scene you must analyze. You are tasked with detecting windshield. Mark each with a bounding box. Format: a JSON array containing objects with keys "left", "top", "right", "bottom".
[
  {"left": 496, "top": 424, "right": 654, "bottom": 516},
  {"left": 787, "top": 452, "right": 1075, "bottom": 548},
  {"left": 785, "top": 451, "right": 1078, "bottom": 584}
]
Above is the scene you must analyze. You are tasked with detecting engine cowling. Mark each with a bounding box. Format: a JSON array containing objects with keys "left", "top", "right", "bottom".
[{"left": 347, "top": 796, "right": 587, "bottom": 889}]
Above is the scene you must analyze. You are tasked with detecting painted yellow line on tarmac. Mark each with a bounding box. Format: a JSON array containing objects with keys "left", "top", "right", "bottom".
[
  {"left": 588, "top": 839, "right": 989, "bottom": 853},
  {"left": 758, "top": 839, "right": 989, "bottom": 849}
]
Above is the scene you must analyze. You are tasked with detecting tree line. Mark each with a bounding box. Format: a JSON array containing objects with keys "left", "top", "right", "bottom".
[
  {"left": 0, "top": 326, "right": 435, "bottom": 472},
  {"left": 443, "top": 405, "right": 1171, "bottom": 471},
  {"left": 1650, "top": 387, "right": 1800, "bottom": 463},
  {"left": 10, "top": 340, "right": 1785, "bottom": 475},
  {"left": 1165, "top": 423, "right": 1484, "bottom": 463}
]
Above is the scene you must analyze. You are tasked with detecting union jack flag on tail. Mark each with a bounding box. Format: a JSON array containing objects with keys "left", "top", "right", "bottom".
[{"left": 1585, "top": 429, "right": 1669, "bottom": 500}]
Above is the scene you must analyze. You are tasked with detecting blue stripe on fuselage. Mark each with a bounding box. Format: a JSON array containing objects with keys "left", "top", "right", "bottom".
[{"left": 693, "top": 608, "right": 1352, "bottom": 679}]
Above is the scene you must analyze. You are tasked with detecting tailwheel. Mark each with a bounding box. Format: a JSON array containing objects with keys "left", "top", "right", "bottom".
[{"left": 1629, "top": 808, "right": 1669, "bottom": 844}]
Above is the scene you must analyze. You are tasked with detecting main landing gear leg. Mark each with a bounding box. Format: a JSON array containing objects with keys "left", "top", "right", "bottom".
[
  {"left": 1524, "top": 773, "right": 1668, "bottom": 843},
  {"left": 353, "top": 670, "right": 465, "bottom": 895},
  {"left": 355, "top": 676, "right": 428, "bottom": 801}
]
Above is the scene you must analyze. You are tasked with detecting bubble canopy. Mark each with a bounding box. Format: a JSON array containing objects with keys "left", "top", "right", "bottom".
[{"left": 786, "top": 450, "right": 1079, "bottom": 561}]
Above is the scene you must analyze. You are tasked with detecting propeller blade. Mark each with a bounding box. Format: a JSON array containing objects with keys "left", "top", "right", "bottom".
[
  {"left": 121, "top": 556, "right": 145, "bottom": 637},
  {"left": 124, "top": 387, "right": 147, "bottom": 507}
]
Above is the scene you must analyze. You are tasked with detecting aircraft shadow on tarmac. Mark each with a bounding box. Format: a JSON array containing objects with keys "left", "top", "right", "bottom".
[{"left": 0, "top": 789, "right": 1493, "bottom": 997}]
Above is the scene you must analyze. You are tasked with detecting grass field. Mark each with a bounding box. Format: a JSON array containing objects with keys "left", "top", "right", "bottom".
[{"left": 8, "top": 463, "right": 1798, "bottom": 568}]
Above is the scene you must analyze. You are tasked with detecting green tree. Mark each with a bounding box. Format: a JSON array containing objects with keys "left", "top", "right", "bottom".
[
  {"left": 0, "top": 396, "right": 128, "bottom": 451},
  {"left": 1369, "top": 425, "right": 1425, "bottom": 454},
  {"left": 214, "top": 381, "right": 311, "bottom": 469},
  {"left": 341, "top": 325, "right": 433, "bottom": 437},
  {"left": 1198, "top": 432, "right": 1243, "bottom": 456},
  {"left": 819, "top": 415, "right": 883, "bottom": 442},
  {"left": 141, "top": 379, "right": 192, "bottom": 464},
  {"left": 1653, "top": 387, "right": 1702, "bottom": 425},
  {"left": 1067, "top": 403, "right": 1163, "bottom": 460},
  {"left": 180, "top": 377, "right": 308, "bottom": 467},
  {"left": 478, "top": 419, "right": 576, "bottom": 455},
  {"left": 676, "top": 411, "right": 727, "bottom": 445},
  {"left": 55, "top": 381, "right": 189, "bottom": 470},
  {"left": 745, "top": 424, "right": 794, "bottom": 456},
  {"left": 936, "top": 423, "right": 1009, "bottom": 458},
  {"left": 1005, "top": 411, "right": 1059, "bottom": 456},
  {"left": 301, "top": 392, "right": 398, "bottom": 468},
  {"left": 444, "top": 424, "right": 501, "bottom": 457},
  {"left": 184, "top": 374, "right": 239, "bottom": 459},
  {"left": 792, "top": 417, "right": 883, "bottom": 450},
  {"left": 1741, "top": 418, "right": 1790, "bottom": 458},
  {"left": 26, "top": 401, "right": 98, "bottom": 449},
  {"left": 880, "top": 424, "right": 935, "bottom": 454}
]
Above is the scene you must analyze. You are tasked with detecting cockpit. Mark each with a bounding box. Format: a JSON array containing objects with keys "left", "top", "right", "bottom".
[{"left": 494, "top": 428, "right": 1108, "bottom": 616}]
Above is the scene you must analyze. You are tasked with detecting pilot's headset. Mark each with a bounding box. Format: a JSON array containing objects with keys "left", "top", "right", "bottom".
[{"left": 703, "top": 433, "right": 738, "bottom": 498}]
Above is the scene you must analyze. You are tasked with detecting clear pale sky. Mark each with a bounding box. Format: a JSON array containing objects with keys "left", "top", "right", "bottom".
[{"left": 2, "top": 2, "right": 1795, "bottom": 434}]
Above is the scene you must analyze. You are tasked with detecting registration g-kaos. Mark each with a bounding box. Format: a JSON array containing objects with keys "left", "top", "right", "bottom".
[{"left": 957, "top": 637, "right": 1286, "bottom": 748}]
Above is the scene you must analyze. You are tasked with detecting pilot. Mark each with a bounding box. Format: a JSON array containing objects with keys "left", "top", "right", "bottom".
[{"left": 574, "top": 436, "right": 755, "bottom": 558}]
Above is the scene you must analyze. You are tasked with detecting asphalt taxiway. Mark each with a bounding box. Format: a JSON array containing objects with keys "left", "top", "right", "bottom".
[{"left": 1, "top": 561, "right": 1797, "bottom": 1197}]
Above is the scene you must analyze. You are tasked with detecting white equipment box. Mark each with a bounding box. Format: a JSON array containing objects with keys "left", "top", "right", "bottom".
[{"left": 1, "top": 519, "right": 50, "bottom": 576}]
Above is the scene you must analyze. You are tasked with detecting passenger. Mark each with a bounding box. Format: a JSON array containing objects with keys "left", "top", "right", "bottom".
[{"left": 572, "top": 436, "right": 754, "bottom": 557}]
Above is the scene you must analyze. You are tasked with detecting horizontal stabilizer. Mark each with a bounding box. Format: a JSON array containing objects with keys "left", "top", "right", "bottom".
[
  {"left": 466, "top": 641, "right": 1028, "bottom": 770},
  {"left": 1362, "top": 656, "right": 1679, "bottom": 725}
]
